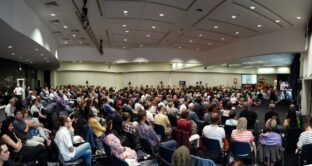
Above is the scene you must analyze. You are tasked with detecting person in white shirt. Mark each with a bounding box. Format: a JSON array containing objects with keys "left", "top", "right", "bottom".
[
  {"left": 202, "top": 112, "right": 226, "bottom": 149},
  {"left": 5, "top": 98, "right": 16, "bottom": 118},
  {"left": 54, "top": 115, "right": 92, "bottom": 166},
  {"left": 13, "top": 84, "right": 24, "bottom": 101}
]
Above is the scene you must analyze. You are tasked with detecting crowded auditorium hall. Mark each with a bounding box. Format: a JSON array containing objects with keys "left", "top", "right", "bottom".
[{"left": 0, "top": 0, "right": 312, "bottom": 166}]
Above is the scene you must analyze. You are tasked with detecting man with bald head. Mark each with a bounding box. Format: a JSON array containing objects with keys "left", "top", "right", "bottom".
[
  {"left": 202, "top": 112, "right": 226, "bottom": 150},
  {"left": 265, "top": 103, "right": 279, "bottom": 123}
]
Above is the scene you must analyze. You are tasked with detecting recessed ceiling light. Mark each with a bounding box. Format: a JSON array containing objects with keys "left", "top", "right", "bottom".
[
  {"left": 208, "top": 42, "right": 212, "bottom": 46},
  {"left": 63, "top": 25, "right": 68, "bottom": 29},
  {"left": 257, "top": 24, "right": 262, "bottom": 28},
  {"left": 198, "top": 34, "right": 203, "bottom": 37},
  {"left": 72, "top": 34, "right": 76, "bottom": 37},
  {"left": 35, "top": 48, "right": 39, "bottom": 51},
  {"left": 8, "top": 45, "right": 13, "bottom": 49},
  {"left": 275, "top": 20, "right": 280, "bottom": 23},
  {"left": 235, "top": 32, "right": 239, "bottom": 35},
  {"left": 122, "top": 46, "right": 126, "bottom": 49},
  {"left": 51, "top": 13, "right": 56, "bottom": 17},
  {"left": 250, "top": 6, "right": 255, "bottom": 10},
  {"left": 214, "top": 25, "right": 218, "bottom": 29},
  {"left": 64, "top": 41, "right": 68, "bottom": 44},
  {"left": 19, "top": 57, "right": 23, "bottom": 59},
  {"left": 152, "top": 26, "right": 156, "bottom": 29},
  {"left": 123, "top": 10, "right": 128, "bottom": 14},
  {"left": 159, "top": 13, "right": 165, "bottom": 17},
  {"left": 221, "top": 38, "right": 225, "bottom": 40},
  {"left": 146, "top": 34, "right": 151, "bottom": 37},
  {"left": 178, "top": 46, "right": 182, "bottom": 49},
  {"left": 296, "top": 16, "right": 301, "bottom": 20},
  {"left": 189, "top": 40, "right": 193, "bottom": 43},
  {"left": 231, "top": 15, "right": 237, "bottom": 19},
  {"left": 125, "top": 30, "right": 129, "bottom": 33},
  {"left": 30, "top": 61, "right": 33, "bottom": 64},
  {"left": 40, "top": 53, "right": 44, "bottom": 56},
  {"left": 79, "top": 41, "right": 82, "bottom": 44},
  {"left": 122, "top": 24, "right": 127, "bottom": 27},
  {"left": 11, "top": 52, "right": 15, "bottom": 55},
  {"left": 123, "top": 38, "right": 127, "bottom": 42},
  {"left": 140, "top": 44, "right": 144, "bottom": 47}
]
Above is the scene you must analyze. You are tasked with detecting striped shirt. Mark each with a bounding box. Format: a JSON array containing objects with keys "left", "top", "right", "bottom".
[
  {"left": 231, "top": 129, "right": 254, "bottom": 143},
  {"left": 297, "top": 130, "right": 312, "bottom": 149}
]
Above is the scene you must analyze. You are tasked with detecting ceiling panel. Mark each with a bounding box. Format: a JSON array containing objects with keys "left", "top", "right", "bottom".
[{"left": 141, "top": 3, "right": 185, "bottom": 23}]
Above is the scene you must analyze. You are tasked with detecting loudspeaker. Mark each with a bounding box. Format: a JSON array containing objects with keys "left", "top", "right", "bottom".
[
  {"left": 128, "top": 82, "right": 131, "bottom": 85},
  {"left": 160, "top": 81, "right": 163, "bottom": 85}
]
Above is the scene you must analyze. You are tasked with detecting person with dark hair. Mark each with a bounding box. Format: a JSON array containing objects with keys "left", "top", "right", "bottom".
[
  {"left": 0, "top": 142, "right": 10, "bottom": 166},
  {"left": 177, "top": 109, "right": 192, "bottom": 137},
  {"left": 284, "top": 104, "right": 302, "bottom": 129},
  {"left": 137, "top": 109, "right": 160, "bottom": 147},
  {"left": 225, "top": 110, "right": 237, "bottom": 126},
  {"left": 1, "top": 117, "right": 48, "bottom": 166},
  {"left": 239, "top": 102, "right": 258, "bottom": 130},
  {"left": 264, "top": 103, "right": 279, "bottom": 123},
  {"left": 121, "top": 112, "right": 137, "bottom": 134},
  {"left": 54, "top": 115, "right": 92, "bottom": 166}
]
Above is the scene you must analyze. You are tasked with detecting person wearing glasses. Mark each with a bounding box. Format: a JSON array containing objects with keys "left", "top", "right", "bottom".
[
  {"left": 54, "top": 115, "right": 92, "bottom": 166},
  {"left": 0, "top": 142, "right": 10, "bottom": 166}
]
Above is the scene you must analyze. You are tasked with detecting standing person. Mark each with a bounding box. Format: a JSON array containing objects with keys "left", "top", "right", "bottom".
[
  {"left": 54, "top": 115, "right": 92, "bottom": 166},
  {"left": 13, "top": 84, "right": 24, "bottom": 102}
]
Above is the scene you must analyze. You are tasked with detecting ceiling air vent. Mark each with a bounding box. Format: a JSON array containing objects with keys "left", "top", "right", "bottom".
[
  {"left": 52, "top": 31, "right": 61, "bottom": 34},
  {"left": 50, "top": 19, "right": 60, "bottom": 23},
  {"left": 44, "top": 1, "right": 58, "bottom": 7}
]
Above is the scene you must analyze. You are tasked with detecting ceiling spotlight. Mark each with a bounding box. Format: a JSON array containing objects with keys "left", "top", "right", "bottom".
[
  {"left": 122, "top": 24, "right": 127, "bottom": 27},
  {"left": 235, "top": 31, "right": 239, "bottom": 35},
  {"left": 125, "top": 30, "right": 129, "bottom": 33},
  {"left": 146, "top": 34, "right": 151, "bottom": 37},
  {"left": 79, "top": 41, "right": 82, "bottom": 44},
  {"left": 198, "top": 34, "right": 203, "bottom": 37},
  {"left": 8, "top": 45, "right": 12, "bottom": 49},
  {"left": 275, "top": 20, "right": 280, "bottom": 23},
  {"left": 152, "top": 26, "right": 156, "bottom": 29},
  {"left": 231, "top": 15, "right": 237, "bottom": 19},
  {"left": 35, "top": 48, "right": 39, "bottom": 51},
  {"left": 140, "top": 44, "right": 144, "bottom": 47},
  {"left": 257, "top": 24, "right": 262, "bottom": 28},
  {"left": 189, "top": 40, "right": 193, "bottom": 43},
  {"left": 64, "top": 41, "right": 68, "bottom": 44},
  {"left": 40, "top": 53, "right": 44, "bottom": 56},
  {"left": 63, "top": 25, "right": 68, "bottom": 29},
  {"left": 72, "top": 34, "right": 76, "bottom": 37},
  {"left": 159, "top": 13, "right": 165, "bottom": 17},
  {"left": 208, "top": 42, "right": 212, "bottom": 46},
  {"left": 213, "top": 25, "right": 218, "bottom": 29},
  {"left": 178, "top": 46, "right": 182, "bottom": 49},
  {"left": 51, "top": 13, "right": 56, "bottom": 16},
  {"left": 123, "top": 10, "right": 128, "bottom": 15},
  {"left": 122, "top": 46, "right": 126, "bottom": 49},
  {"left": 11, "top": 53, "right": 15, "bottom": 55},
  {"left": 250, "top": 6, "right": 255, "bottom": 10},
  {"left": 123, "top": 38, "right": 127, "bottom": 42},
  {"left": 30, "top": 61, "right": 33, "bottom": 64},
  {"left": 296, "top": 16, "right": 301, "bottom": 20},
  {"left": 221, "top": 38, "right": 225, "bottom": 40}
]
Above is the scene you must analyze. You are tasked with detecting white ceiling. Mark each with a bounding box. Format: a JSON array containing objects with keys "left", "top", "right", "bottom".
[
  {"left": 0, "top": 19, "right": 59, "bottom": 69},
  {"left": 24, "top": 0, "right": 311, "bottom": 51}
]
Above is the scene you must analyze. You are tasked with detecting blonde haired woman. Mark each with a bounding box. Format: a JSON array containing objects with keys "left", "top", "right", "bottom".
[{"left": 231, "top": 117, "right": 256, "bottom": 151}]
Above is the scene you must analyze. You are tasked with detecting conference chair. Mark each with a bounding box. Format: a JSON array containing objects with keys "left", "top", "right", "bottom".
[
  {"left": 190, "top": 155, "right": 216, "bottom": 166},
  {"left": 153, "top": 123, "right": 167, "bottom": 141},
  {"left": 285, "top": 127, "right": 302, "bottom": 153},
  {"left": 112, "top": 155, "right": 129, "bottom": 166},
  {"left": 139, "top": 138, "right": 156, "bottom": 156},
  {"left": 224, "top": 125, "right": 236, "bottom": 140},
  {"left": 299, "top": 144, "right": 312, "bottom": 166},
  {"left": 229, "top": 141, "right": 253, "bottom": 165},
  {"left": 202, "top": 137, "right": 224, "bottom": 164},
  {"left": 158, "top": 140, "right": 177, "bottom": 166}
]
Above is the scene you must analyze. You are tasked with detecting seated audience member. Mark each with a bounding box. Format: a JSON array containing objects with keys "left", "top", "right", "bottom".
[
  {"left": 177, "top": 110, "right": 192, "bottom": 136},
  {"left": 24, "top": 111, "right": 51, "bottom": 144},
  {"left": 172, "top": 145, "right": 192, "bottom": 166},
  {"left": 297, "top": 117, "right": 312, "bottom": 150},
  {"left": 102, "top": 97, "right": 116, "bottom": 119},
  {"left": 154, "top": 105, "right": 171, "bottom": 136},
  {"left": 5, "top": 98, "right": 16, "bottom": 118},
  {"left": 231, "top": 117, "right": 256, "bottom": 151},
  {"left": 104, "top": 120, "right": 137, "bottom": 161},
  {"left": 1, "top": 117, "right": 48, "bottom": 165},
  {"left": 222, "top": 103, "right": 233, "bottom": 117},
  {"left": 264, "top": 103, "right": 279, "bottom": 123},
  {"left": 121, "top": 112, "right": 137, "bottom": 135},
  {"left": 13, "top": 109, "right": 45, "bottom": 146},
  {"left": 188, "top": 103, "right": 205, "bottom": 125},
  {"left": 143, "top": 102, "right": 154, "bottom": 125},
  {"left": 284, "top": 104, "right": 302, "bottom": 129},
  {"left": 0, "top": 142, "right": 10, "bottom": 166},
  {"left": 259, "top": 118, "right": 282, "bottom": 146},
  {"left": 137, "top": 109, "right": 161, "bottom": 147},
  {"left": 167, "top": 100, "right": 179, "bottom": 118},
  {"left": 239, "top": 102, "right": 258, "bottom": 130},
  {"left": 30, "top": 96, "right": 46, "bottom": 119},
  {"left": 202, "top": 112, "right": 226, "bottom": 150},
  {"left": 54, "top": 115, "right": 92, "bottom": 166},
  {"left": 87, "top": 110, "right": 106, "bottom": 152},
  {"left": 225, "top": 110, "right": 238, "bottom": 126}
]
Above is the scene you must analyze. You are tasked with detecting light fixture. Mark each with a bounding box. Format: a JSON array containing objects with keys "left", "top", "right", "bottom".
[
  {"left": 11, "top": 53, "right": 15, "bottom": 55},
  {"left": 257, "top": 24, "right": 262, "bottom": 28},
  {"left": 51, "top": 13, "right": 56, "bottom": 17},
  {"left": 296, "top": 16, "right": 301, "bottom": 20},
  {"left": 72, "top": 34, "right": 76, "bottom": 37},
  {"left": 140, "top": 44, "right": 144, "bottom": 47},
  {"left": 208, "top": 42, "right": 212, "bottom": 46},
  {"left": 231, "top": 15, "right": 237, "bottom": 19},
  {"left": 30, "top": 61, "right": 33, "bottom": 64},
  {"left": 178, "top": 46, "right": 182, "bottom": 49},
  {"left": 40, "top": 53, "right": 44, "bottom": 56},
  {"left": 159, "top": 13, "right": 165, "bottom": 17},
  {"left": 221, "top": 38, "right": 225, "bottom": 40},
  {"left": 123, "top": 38, "right": 127, "bottom": 42},
  {"left": 189, "top": 40, "right": 193, "bottom": 43},
  {"left": 122, "top": 46, "right": 126, "bottom": 49},
  {"left": 214, "top": 25, "right": 218, "bottom": 29},
  {"left": 198, "top": 34, "right": 203, "bottom": 37},
  {"left": 275, "top": 20, "right": 280, "bottom": 23},
  {"left": 79, "top": 41, "right": 82, "bottom": 44},
  {"left": 63, "top": 25, "right": 68, "bottom": 29},
  {"left": 35, "top": 48, "right": 39, "bottom": 51},
  {"left": 152, "top": 26, "right": 156, "bottom": 29},
  {"left": 122, "top": 24, "right": 127, "bottom": 27},
  {"left": 125, "top": 30, "right": 129, "bottom": 33},
  {"left": 250, "top": 6, "right": 255, "bottom": 10},
  {"left": 19, "top": 63, "right": 22, "bottom": 71},
  {"left": 235, "top": 31, "right": 239, "bottom": 35},
  {"left": 123, "top": 10, "right": 128, "bottom": 14},
  {"left": 146, "top": 34, "right": 151, "bottom": 37},
  {"left": 8, "top": 45, "right": 12, "bottom": 49},
  {"left": 64, "top": 41, "right": 68, "bottom": 44}
]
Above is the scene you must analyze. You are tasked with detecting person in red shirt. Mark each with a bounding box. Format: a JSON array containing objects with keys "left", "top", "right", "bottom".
[{"left": 177, "top": 109, "right": 192, "bottom": 137}]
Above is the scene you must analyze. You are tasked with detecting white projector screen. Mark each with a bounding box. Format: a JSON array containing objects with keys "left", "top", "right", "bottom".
[{"left": 241, "top": 74, "right": 257, "bottom": 84}]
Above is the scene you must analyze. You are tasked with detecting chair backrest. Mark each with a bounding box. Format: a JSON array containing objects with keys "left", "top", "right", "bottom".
[
  {"left": 159, "top": 140, "right": 177, "bottom": 165},
  {"left": 103, "top": 141, "right": 113, "bottom": 161},
  {"left": 202, "top": 137, "right": 221, "bottom": 153},
  {"left": 286, "top": 127, "right": 302, "bottom": 153},
  {"left": 230, "top": 141, "right": 251, "bottom": 156},
  {"left": 224, "top": 125, "right": 236, "bottom": 140},
  {"left": 301, "top": 144, "right": 312, "bottom": 160},
  {"left": 168, "top": 115, "right": 177, "bottom": 126},
  {"left": 221, "top": 116, "right": 229, "bottom": 125},
  {"left": 112, "top": 155, "right": 129, "bottom": 166},
  {"left": 139, "top": 138, "right": 154, "bottom": 156},
  {"left": 190, "top": 155, "right": 216, "bottom": 166},
  {"left": 154, "top": 123, "right": 167, "bottom": 141},
  {"left": 124, "top": 132, "right": 137, "bottom": 149}
]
